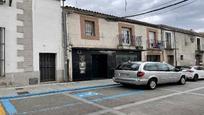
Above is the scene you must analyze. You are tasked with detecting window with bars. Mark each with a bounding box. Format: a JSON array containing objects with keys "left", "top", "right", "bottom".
[
  {"left": 85, "top": 20, "right": 95, "bottom": 36},
  {"left": 149, "top": 31, "right": 156, "bottom": 48},
  {"left": 0, "top": 27, "right": 5, "bottom": 77},
  {"left": 165, "top": 32, "right": 172, "bottom": 49},
  {"left": 121, "top": 27, "right": 131, "bottom": 45}
]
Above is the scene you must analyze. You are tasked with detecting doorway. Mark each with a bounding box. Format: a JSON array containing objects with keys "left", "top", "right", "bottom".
[
  {"left": 147, "top": 55, "right": 160, "bottom": 62},
  {"left": 197, "top": 38, "right": 201, "bottom": 50},
  {"left": 92, "top": 54, "right": 108, "bottom": 79},
  {"left": 167, "top": 55, "right": 174, "bottom": 65},
  {"left": 40, "top": 53, "right": 56, "bottom": 82}
]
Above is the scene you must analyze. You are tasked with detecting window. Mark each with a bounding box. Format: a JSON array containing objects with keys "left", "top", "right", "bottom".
[
  {"left": 157, "top": 63, "right": 169, "bottom": 71},
  {"left": 147, "top": 55, "right": 160, "bottom": 62},
  {"left": 121, "top": 27, "right": 131, "bottom": 45},
  {"left": 118, "top": 23, "right": 135, "bottom": 46},
  {"left": 144, "top": 63, "right": 158, "bottom": 71},
  {"left": 195, "top": 66, "right": 204, "bottom": 70},
  {"left": 165, "top": 32, "right": 172, "bottom": 49},
  {"left": 148, "top": 31, "right": 156, "bottom": 48},
  {"left": 180, "top": 55, "right": 184, "bottom": 60},
  {"left": 117, "top": 62, "right": 140, "bottom": 71},
  {"left": 0, "top": 27, "right": 5, "bottom": 77},
  {"left": 80, "top": 15, "right": 99, "bottom": 40},
  {"left": 85, "top": 20, "right": 95, "bottom": 36}
]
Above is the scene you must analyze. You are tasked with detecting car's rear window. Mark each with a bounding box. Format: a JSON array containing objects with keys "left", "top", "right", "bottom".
[{"left": 116, "top": 63, "right": 140, "bottom": 71}]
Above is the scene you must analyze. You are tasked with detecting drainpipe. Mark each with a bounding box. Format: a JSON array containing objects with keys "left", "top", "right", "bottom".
[
  {"left": 160, "top": 27, "right": 164, "bottom": 62},
  {"left": 62, "top": 6, "right": 68, "bottom": 82},
  {"left": 174, "top": 31, "right": 177, "bottom": 66}
]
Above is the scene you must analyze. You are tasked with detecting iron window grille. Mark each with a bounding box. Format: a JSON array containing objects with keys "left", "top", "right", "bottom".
[{"left": 85, "top": 20, "right": 95, "bottom": 36}]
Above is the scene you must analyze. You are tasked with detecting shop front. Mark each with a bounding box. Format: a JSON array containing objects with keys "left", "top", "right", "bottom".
[{"left": 72, "top": 48, "right": 141, "bottom": 81}]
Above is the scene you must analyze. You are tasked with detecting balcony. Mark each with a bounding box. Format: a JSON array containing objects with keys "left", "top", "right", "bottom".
[
  {"left": 117, "top": 34, "right": 143, "bottom": 50},
  {"left": 147, "top": 40, "right": 162, "bottom": 50}
]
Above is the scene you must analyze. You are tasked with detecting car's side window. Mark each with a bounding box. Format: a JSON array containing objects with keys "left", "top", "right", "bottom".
[
  {"left": 144, "top": 63, "right": 158, "bottom": 71},
  {"left": 194, "top": 67, "right": 199, "bottom": 70},
  {"left": 200, "top": 67, "right": 204, "bottom": 70},
  {"left": 157, "top": 63, "right": 170, "bottom": 71}
]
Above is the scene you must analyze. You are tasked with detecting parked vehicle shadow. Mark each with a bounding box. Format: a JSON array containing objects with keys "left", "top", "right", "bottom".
[{"left": 119, "top": 82, "right": 185, "bottom": 90}]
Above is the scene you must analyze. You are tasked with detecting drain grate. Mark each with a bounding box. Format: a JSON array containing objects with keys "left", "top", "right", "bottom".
[{"left": 17, "top": 91, "right": 29, "bottom": 95}]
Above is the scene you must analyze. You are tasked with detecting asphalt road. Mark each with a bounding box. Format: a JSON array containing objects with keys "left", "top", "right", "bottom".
[{"left": 2, "top": 80, "right": 204, "bottom": 115}]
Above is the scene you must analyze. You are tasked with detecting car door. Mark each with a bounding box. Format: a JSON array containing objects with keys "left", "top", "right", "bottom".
[
  {"left": 167, "top": 64, "right": 182, "bottom": 82},
  {"left": 194, "top": 66, "right": 204, "bottom": 78},
  {"left": 199, "top": 66, "right": 204, "bottom": 78},
  {"left": 157, "top": 63, "right": 173, "bottom": 83}
]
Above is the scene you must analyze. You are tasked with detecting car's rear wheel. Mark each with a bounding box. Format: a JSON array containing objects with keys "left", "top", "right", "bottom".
[
  {"left": 193, "top": 74, "right": 199, "bottom": 81},
  {"left": 147, "top": 79, "right": 157, "bottom": 90},
  {"left": 179, "top": 76, "right": 186, "bottom": 85}
]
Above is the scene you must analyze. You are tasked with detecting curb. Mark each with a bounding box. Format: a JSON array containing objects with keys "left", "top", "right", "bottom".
[{"left": 0, "top": 83, "right": 121, "bottom": 100}]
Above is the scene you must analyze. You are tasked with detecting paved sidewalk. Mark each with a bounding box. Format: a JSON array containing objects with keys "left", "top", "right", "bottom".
[{"left": 0, "top": 79, "right": 117, "bottom": 99}]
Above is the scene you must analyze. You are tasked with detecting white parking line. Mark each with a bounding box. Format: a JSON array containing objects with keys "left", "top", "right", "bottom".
[
  {"left": 63, "top": 93, "right": 126, "bottom": 115},
  {"left": 160, "top": 88, "right": 182, "bottom": 92},
  {"left": 186, "top": 92, "right": 204, "bottom": 97},
  {"left": 114, "top": 86, "right": 204, "bottom": 110},
  {"left": 80, "top": 85, "right": 204, "bottom": 115}
]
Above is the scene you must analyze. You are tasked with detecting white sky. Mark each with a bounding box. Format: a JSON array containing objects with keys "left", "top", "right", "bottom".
[{"left": 65, "top": 0, "right": 204, "bottom": 32}]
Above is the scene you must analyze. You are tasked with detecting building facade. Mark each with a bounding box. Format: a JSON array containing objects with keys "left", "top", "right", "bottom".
[
  {"left": 160, "top": 25, "right": 204, "bottom": 66},
  {"left": 0, "top": 0, "right": 64, "bottom": 86},
  {"left": 64, "top": 7, "right": 204, "bottom": 81},
  {"left": 64, "top": 7, "right": 168, "bottom": 81},
  {"left": 1, "top": 3, "right": 204, "bottom": 85}
]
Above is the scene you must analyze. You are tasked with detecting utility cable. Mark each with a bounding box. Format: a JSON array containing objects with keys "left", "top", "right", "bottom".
[{"left": 122, "top": 0, "right": 189, "bottom": 18}]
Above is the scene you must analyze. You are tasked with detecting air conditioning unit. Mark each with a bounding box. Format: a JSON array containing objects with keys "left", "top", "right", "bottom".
[{"left": 0, "top": 0, "right": 6, "bottom": 5}]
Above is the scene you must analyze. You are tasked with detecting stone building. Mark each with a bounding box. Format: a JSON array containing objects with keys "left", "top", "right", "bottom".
[{"left": 0, "top": 0, "right": 64, "bottom": 86}]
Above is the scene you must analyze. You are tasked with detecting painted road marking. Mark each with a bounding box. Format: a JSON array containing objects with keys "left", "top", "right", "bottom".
[
  {"left": 17, "top": 102, "right": 82, "bottom": 115},
  {"left": 114, "top": 86, "right": 204, "bottom": 110},
  {"left": 91, "top": 90, "right": 144, "bottom": 102},
  {"left": 90, "top": 86, "right": 204, "bottom": 115},
  {"left": 64, "top": 93, "right": 126, "bottom": 115},
  {"left": 1, "top": 99, "right": 17, "bottom": 115},
  {"left": 74, "top": 92, "right": 101, "bottom": 98},
  {"left": 0, "top": 104, "right": 6, "bottom": 115}
]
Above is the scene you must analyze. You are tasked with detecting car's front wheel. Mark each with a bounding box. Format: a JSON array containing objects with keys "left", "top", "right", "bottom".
[
  {"left": 147, "top": 79, "right": 157, "bottom": 90},
  {"left": 179, "top": 76, "right": 186, "bottom": 85},
  {"left": 193, "top": 74, "right": 199, "bottom": 81}
]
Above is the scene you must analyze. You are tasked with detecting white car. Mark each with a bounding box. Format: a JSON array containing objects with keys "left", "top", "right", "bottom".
[{"left": 181, "top": 66, "right": 204, "bottom": 81}]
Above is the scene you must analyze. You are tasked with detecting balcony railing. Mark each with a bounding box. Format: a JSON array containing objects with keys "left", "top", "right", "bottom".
[
  {"left": 118, "top": 34, "right": 135, "bottom": 46},
  {"left": 118, "top": 34, "right": 143, "bottom": 49}
]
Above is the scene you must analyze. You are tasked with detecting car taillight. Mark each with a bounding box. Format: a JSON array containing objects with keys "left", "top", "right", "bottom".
[
  {"left": 137, "top": 71, "right": 145, "bottom": 77},
  {"left": 187, "top": 70, "right": 194, "bottom": 73}
]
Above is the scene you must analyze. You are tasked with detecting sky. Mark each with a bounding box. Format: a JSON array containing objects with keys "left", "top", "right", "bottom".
[{"left": 65, "top": 0, "right": 204, "bottom": 32}]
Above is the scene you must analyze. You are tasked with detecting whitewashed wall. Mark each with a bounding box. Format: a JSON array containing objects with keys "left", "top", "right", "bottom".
[
  {"left": 33, "top": 0, "right": 64, "bottom": 81},
  {"left": 0, "top": 0, "right": 19, "bottom": 73}
]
